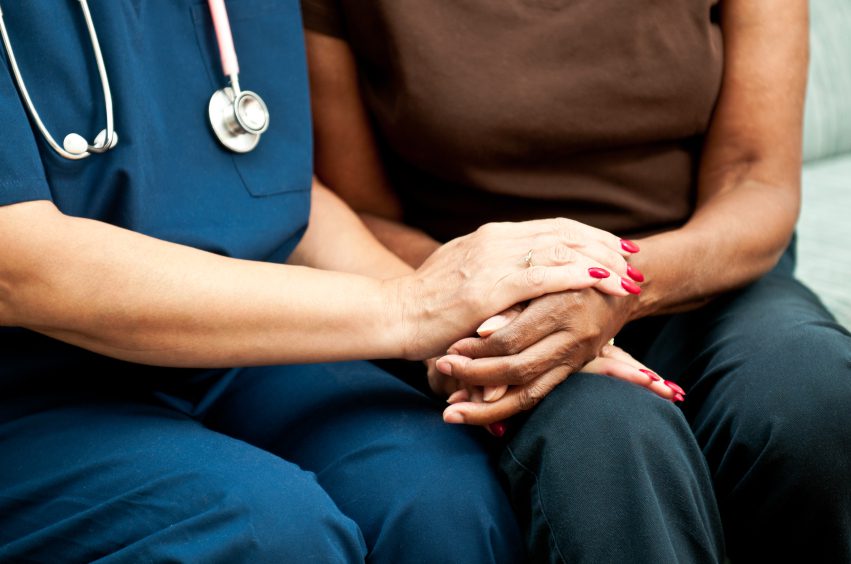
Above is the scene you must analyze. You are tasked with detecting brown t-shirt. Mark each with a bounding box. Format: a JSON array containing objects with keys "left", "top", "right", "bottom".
[{"left": 302, "top": 0, "right": 723, "bottom": 240}]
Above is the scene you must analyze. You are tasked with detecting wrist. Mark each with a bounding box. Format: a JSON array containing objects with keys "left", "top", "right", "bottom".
[
  {"left": 625, "top": 228, "right": 703, "bottom": 321},
  {"left": 380, "top": 275, "right": 421, "bottom": 360}
]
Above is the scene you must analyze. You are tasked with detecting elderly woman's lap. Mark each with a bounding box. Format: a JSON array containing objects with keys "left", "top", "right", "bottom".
[
  {"left": 504, "top": 250, "right": 851, "bottom": 563},
  {"left": 646, "top": 251, "right": 851, "bottom": 562}
]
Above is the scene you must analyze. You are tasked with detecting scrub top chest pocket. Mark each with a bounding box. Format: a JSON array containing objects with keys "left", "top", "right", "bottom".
[{"left": 192, "top": 0, "right": 312, "bottom": 197}]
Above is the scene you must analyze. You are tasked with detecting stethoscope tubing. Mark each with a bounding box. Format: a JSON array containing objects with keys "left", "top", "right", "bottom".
[
  {"left": 0, "top": 0, "right": 266, "bottom": 159},
  {"left": 0, "top": 0, "right": 115, "bottom": 160}
]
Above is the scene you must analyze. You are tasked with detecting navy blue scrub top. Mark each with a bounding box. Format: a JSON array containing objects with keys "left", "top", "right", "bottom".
[{"left": 0, "top": 1, "right": 312, "bottom": 387}]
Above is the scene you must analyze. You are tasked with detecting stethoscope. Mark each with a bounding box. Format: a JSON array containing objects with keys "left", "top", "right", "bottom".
[{"left": 0, "top": 0, "right": 269, "bottom": 159}]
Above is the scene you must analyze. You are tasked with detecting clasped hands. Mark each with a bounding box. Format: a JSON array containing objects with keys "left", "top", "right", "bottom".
[{"left": 406, "top": 218, "right": 682, "bottom": 434}]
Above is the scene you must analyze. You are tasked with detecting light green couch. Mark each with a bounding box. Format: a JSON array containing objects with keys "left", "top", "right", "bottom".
[{"left": 796, "top": 1, "right": 851, "bottom": 328}]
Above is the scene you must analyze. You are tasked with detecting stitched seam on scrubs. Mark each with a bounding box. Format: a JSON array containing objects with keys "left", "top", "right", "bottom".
[
  {"left": 505, "top": 445, "right": 568, "bottom": 564},
  {"left": 0, "top": 177, "right": 45, "bottom": 188}
]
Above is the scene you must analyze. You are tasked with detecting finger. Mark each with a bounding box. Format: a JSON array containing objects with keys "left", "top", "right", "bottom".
[
  {"left": 446, "top": 388, "right": 469, "bottom": 404},
  {"left": 582, "top": 356, "right": 674, "bottom": 400},
  {"left": 487, "top": 420, "right": 508, "bottom": 438},
  {"left": 483, "top": 385, "right": 508, "bottom": 402},
  {"left": 438, "top": 331, "right": 584, "bottom": 386},
  {"left": 427, "top": 359, "right": 462, "bottom": 397},
  {"left": 524, "top": 245, "right": 631, "bottom": 292},
  {"left": 476, "top": 305, "right": 523, "bottom": 337},
  {"left": 449, "top": 294, "right": 586, "bottom": 360},
  {"left": 560, "top": 251, "right": 636, "bottom": 297},
  {"left": 493, "top": 261, "right": 628, "bottom": 312},
  {"left": 444, "top": 365, "right": 570, "bottom": 425},
  {"left": 575, "top": 257, "right": 639, "bottom": 297},
  {"left": 595, "top": 345, "right": 683, "bottom": 401},
  {"left": 562, "top": 239, "right": 630, "bottom": 278},
  {"left": 526, "top": 249, "right": 642, "bottom": 298},
  {"left": 519, "top": 218, "right": 640, "bottom": 258}
]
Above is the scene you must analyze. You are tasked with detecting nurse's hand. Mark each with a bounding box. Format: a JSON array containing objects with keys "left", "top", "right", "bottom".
[{"left": 394, "top": 218, "right": 636, "bottom": 360}]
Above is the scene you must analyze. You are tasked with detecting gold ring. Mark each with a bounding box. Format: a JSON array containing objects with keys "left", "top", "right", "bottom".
[{"left": 523, "top": 249, "right": 534, "bottom": 268}]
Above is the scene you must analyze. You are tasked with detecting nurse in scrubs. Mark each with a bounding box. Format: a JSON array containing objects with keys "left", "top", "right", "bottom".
[{"left": 0, "top": 1, "right": 656, "bottom": 562}]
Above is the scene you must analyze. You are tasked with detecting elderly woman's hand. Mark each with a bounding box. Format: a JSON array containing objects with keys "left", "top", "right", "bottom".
[
  {"left": 435, "top": 304, "right": 681, "bottom": 431},
  {"left": 395, "top": 218, "right": 638, "bottom": 360},
  {"left": 443, "top": 343, "right": 680, "bottom": 432},
  {"left": 433, "top": 290, "right": 639, "bottom": 425}
]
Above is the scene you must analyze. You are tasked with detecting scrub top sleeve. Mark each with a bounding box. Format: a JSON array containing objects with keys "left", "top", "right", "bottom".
[
  {"left": 0, "top": 59, "right": 52, "bottom": 207},
  {"left": 300, "top": 0, "right": 346, "bottom": 38}
]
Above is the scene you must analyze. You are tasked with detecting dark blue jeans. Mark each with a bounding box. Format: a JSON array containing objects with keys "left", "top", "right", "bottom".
[
  {"left": 503, "top": 248, "right": 851, "bottom": 562},
  {"left": 0, "top": 360, "right": 524, "bottom": 562}
]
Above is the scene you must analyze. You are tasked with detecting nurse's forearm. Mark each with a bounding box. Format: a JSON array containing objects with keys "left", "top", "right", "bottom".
[
  {"left": 358, "top": 213, "right": 441, "bottom": 268},
  {"left": 2, "top": 201, "right": 607, "bottom": 367},
  {"left": 287, "top": 180, "right": 413, "bottom": 278},
  {"left": 0, "top": 201, "right": 406, "bottom": 367}
]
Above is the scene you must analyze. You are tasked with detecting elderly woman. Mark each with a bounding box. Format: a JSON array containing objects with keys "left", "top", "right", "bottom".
[{"left": 302, "top": 0, "right": 851, "bottom": 562}]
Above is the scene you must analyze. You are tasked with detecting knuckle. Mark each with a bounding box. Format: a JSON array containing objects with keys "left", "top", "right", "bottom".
[
  {"left": 510, "top": 355, "right": 544, "bottom": 385},
  {"left": 493, "top": 330, "right": 524, "bottom": 355},
  {"left": 516, "top": 384, "right": 546, "bottom": 411},
  {"left": 606, "top": 250, "right": 627, "bottom": 271},
  {"left": 553, "top": 217, "right": 572, "bottom": 232},
  {"left": 515, "top": 362, "right": 537, "bottom": 385},
  {"left": 523, "top": 266, "right": 547, "bottom": 287},
  {"left": 571, "top": 341, "right": 599, "bottom": 370},
  {"left": 477, "top": 221, "right": 507, "bottom": 238},
  {"left": 552, "top": 245, "right": 575, "bottom": 264},
  {"left": 552, "top": 332, "right": 579, "bottom": 357},
  {"left": 561, "top": 356, "right": 583, "bottom": 374},
  {"left": 474, "top": 222, "right": 497, "bottom": 239},
  {"left": 477, "top": 221, "right": 495, "bottom": 234},
  {"left": 516, "top": 388, "right": 536, "bottom": 411},
  {"left": 553, "top": 217, "right": 576, "bottom": 240},
  {"left": 545, "top": 307, "right": 566, "bottom": 329}
]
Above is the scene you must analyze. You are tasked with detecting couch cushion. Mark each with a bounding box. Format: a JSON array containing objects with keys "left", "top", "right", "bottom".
[
  {"left": 796, "top": 156, "right": 851, "bottom": 328},
  {"left": 803, "top": 1, "right": 851, "bottom": 162}
]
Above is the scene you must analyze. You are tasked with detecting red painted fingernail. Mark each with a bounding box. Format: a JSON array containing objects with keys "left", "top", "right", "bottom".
[
  {"left": 626, "top": 264, "right": 645, "bottom": 282},
  {"left": 588, "top": 267, "right": 610, "bottom": 279},
  {"left": 673, "top": 393, "right": 685, "bottom": 403},
  {"left": 639, "top": 369, "right": 662, "bottom": 381},
  {"left": 489, "top": 422, "right": 507, "bottom": 437},
  {"left": 664, "top": 380, "right": 685, "bottom": 395},
  {"left": 620, "top": 239, "right": 640, "bottom": 253},
  {"left": 621, "top": 278, "right": 641, "bottom": 295}
]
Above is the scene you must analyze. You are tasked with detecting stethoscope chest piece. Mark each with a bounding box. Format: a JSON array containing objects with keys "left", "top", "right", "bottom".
[{"left": 208, "top": 86, "right": 269, "bottom": 153}]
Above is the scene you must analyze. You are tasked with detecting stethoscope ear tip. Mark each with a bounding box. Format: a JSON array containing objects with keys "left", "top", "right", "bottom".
[
  {"left": 63, "top": 133, "right": 90, "bottom": 155},
  {"left": 93, "top": 128, "right": 118, "bottom": 150},
  {"left": 62, "top": 130, "right": 118, "bottom": 157}
]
